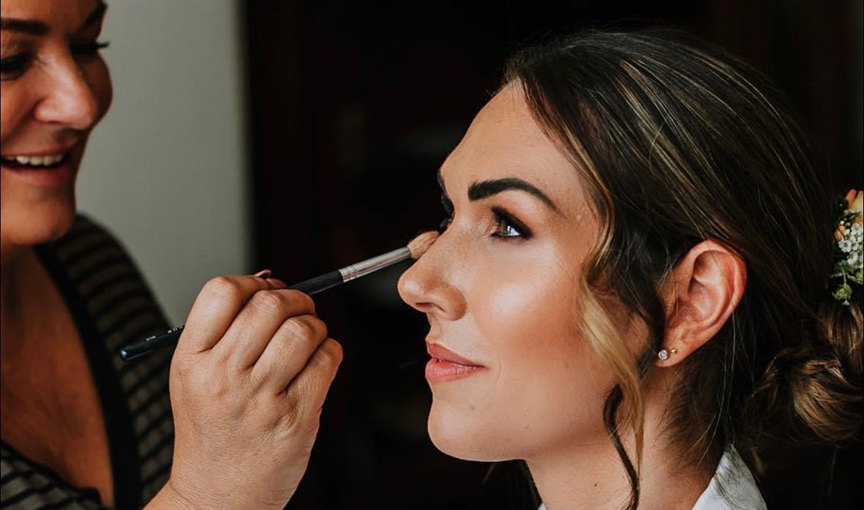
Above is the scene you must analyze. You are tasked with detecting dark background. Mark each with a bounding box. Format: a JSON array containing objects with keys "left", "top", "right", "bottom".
[{"left": 241, "top": 1, "right": 863, "bottom": 508}]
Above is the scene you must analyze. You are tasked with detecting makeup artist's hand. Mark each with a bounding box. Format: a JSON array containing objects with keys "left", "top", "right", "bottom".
[{"left": 160, "top": 274, "right": 342, "bottom": 510}]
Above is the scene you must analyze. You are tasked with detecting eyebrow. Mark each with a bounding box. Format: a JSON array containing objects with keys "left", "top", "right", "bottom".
[
  {"left": 437, "top": 170, "right": 561, "bottom": 214},
  {"left": 0, "top": 18, "right": 49, "bottom": 35},
  {"left": 0, "top": 2, "right": 106, "bottom": 36},
  {"left": 469, "top": 178, "right": 561, "bottom": 213}
]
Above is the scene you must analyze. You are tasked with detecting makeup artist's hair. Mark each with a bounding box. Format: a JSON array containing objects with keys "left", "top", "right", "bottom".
[{"left": 503, "top": 30, "right": 862, "bottom": 509}]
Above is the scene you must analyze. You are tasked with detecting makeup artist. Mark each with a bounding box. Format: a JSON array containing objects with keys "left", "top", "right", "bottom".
[{"left": 1, "top": 1, "right": 343, "bottom": 509}]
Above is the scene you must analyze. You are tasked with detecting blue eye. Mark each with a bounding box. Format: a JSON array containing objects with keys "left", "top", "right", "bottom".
[{"left": 491, "top": 207, "right": 531, "bottom": 239}]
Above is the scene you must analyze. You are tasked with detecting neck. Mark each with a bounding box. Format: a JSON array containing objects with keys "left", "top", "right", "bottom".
[
  {"left": 1, "top": 243, "right": 25, "bottom": 320},
  {"left": 526, "top": 373, "right": 713, "bottom": 510},
  {"left": 1, "top": 244, "right": 36, "bottom": 361}
]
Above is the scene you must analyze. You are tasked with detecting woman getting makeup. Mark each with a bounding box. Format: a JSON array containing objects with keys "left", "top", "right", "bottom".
[
  {"left": 1, "top": 1, "right": 342, "bottom": 509},
  {"left": 399, "top": 31, "right": 862, "bottom": 510}
]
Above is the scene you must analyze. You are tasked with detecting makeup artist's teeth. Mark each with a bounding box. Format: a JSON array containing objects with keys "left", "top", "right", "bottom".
[{"left": 0, "top": 153, "right": 67, "bottom": 167}]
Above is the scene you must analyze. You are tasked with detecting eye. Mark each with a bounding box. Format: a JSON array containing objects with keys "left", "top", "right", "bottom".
[
  {"left": 0, "top": 52, "right": 35, "bottom": 81},
  {"left": 491, "top": 207, "right": 531, "bottom": 240},
  {"left": 495, "top": 221, "right": 521, "bottom": 238},
  {"left": 439, "top": 193, "right": 454, "bottom": 233}
]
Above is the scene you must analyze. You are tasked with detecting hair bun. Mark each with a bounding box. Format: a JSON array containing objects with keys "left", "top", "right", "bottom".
[
  {"left": 787, "top": 352, "right": 861, "bottom": 443},
  {"left": 760, "top": 299, "right": 863, "bottom": 444}
]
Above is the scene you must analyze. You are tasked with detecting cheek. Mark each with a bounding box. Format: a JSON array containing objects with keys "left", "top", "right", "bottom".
[
  {"left": 478, "top": 275, "right": 569, "bottom": 377},
  {"left": 474, "top": 250, "right": 584, "bottom": 380},
  {"left": 430, "top": 253, "right": 615, "bottom": 461},
  {"left": 483, "top": 274, "right": 612, "bottom": 435},
  {"left": 0, "top": 82, "right": 33, "bottom": 143}
]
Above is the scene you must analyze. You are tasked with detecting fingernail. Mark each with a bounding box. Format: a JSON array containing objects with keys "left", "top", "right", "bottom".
[
  {"left": 269, "top": 278, "right": 288, "bottom": 288},
  {"left": 253, "top": 269, "right": 272, "bottom": 279}
]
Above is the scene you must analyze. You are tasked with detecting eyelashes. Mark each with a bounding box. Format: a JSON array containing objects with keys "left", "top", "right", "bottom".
[
  {"left": 438, "top": 193, "right": 531, "bottom": 240},
  {"left": 71, "top": 40, "right": 110, "bottom": 57},
  {"left": 439, "top": 194, "right": 454, "bottom": 232},
  {"left": 0, "top": 52, "right": 35, "bottom": 81},
  {"left": 491, "top": 207, "right": 531, "bottom": 239}
]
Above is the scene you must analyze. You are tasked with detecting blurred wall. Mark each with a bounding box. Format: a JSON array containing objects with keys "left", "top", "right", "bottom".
[{"left": 78, "top": 0, "right": 250, "bottom": 323}]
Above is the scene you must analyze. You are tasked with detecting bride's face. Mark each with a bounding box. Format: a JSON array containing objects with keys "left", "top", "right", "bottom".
[{"left": 398, "top": 85, "right": 620, "bottom": 461}]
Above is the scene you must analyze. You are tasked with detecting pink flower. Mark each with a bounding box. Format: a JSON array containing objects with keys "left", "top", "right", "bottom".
[
  {"left": 845, "top": 189, "right": 863, "bottom": 213},
  {"left": 845, "top": 189, "right": 863, "bottom": 225}
]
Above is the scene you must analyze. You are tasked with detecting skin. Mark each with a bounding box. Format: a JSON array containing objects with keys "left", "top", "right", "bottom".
[
  {"left": 398, "top": 85, "right": 746, "bottom": 510},
  {"left": 0, "top": 0, "right": 110, "bottom": 252},
  {"left": 1, "top": 1, "right": 342, "bottom": 509}
]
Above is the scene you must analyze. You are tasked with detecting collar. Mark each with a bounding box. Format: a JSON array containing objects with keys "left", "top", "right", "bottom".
[{"left": 537, "top": 446, "right": 766, "bottom": 510}]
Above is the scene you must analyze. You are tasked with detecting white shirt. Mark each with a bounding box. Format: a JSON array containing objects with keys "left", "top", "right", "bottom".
[{"left": 538, "top": 447, "right": 766, "bottom": 510}]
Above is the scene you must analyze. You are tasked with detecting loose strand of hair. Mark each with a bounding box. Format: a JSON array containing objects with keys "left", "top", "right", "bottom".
[{"left": 603, "top": 386, "right": 639, "bottom": 510}]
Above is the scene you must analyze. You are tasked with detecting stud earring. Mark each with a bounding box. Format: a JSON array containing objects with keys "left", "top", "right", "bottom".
[{"left": 657, "top": 347, "right": 677, "bottom": 361}]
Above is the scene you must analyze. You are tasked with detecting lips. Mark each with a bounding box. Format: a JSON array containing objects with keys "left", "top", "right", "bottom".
[
  {"left": 425, "top": 342, "right": 484, "bottom": 383},
  {"left": 0, "top": 143, "right": 81, "bottom": 185},
  {"left": 1, "top": 151, "right": 78, "bottom": 187},
  {"left": 0, "top": 153, "right": 68, "bottom": 169}
]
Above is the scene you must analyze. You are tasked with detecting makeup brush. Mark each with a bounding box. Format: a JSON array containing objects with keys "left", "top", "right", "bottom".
[{"left": 119, "top": 231, "right": 438, "bottom": 361}]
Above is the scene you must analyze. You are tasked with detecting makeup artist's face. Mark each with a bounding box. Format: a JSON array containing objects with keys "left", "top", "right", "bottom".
[
  {"left": 399, "top": 85, "right": 617, "bottom": 462},
  {"left": 0, "top": 0, "right": 111, "bottom": 252}
]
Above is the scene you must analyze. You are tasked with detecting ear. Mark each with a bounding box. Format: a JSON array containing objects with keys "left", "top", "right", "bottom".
[{"left": 656, "top": 240, "right": 747, "bottom": 367}]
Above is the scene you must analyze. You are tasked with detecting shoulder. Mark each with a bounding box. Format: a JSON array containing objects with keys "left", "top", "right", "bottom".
[
  {"left": 45, "top": 214, "right": 138, "bottom": 275},
  {"left": 36, "top": 213, "right": 170, "bottom": 345},
  {"left": 31, "top": 215, "right": 174, "bottom": 502},
  {"left": 42, "top": 214, "right": 153, "bottom": 298}
]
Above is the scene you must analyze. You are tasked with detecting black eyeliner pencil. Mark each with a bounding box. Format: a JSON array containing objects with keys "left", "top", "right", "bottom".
[{"left": 119, "top": 233, "right": 437, "bottom": 362}]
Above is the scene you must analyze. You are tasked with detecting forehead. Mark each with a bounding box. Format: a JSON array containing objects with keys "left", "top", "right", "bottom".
[
  {"left": 440, "top": 85, "right": 586, "bottom": 211},
  {"left": 1, "top": 0, "right": 100, "bottom": 32}
]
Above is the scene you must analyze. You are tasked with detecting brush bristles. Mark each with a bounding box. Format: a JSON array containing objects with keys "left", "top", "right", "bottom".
[{"left": 407, "top": 231, "right": 438, "bottom": 259}]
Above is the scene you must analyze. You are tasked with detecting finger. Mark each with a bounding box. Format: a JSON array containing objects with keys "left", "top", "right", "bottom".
[
  {"left": 283, "top": 338, "right": 343, "bottom": 417},
  {"left": 180, "top": 275, "right": 283, "bottom": 354},
  {"left": 250, "top": 313, "right": 328, "bottom": 391},
  {"left": 213, "top": 290, "right": 317, "bottom": 368}
]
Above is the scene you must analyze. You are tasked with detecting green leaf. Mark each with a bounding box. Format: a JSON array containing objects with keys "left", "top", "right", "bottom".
[{"left": 833, "top": 283, "right": 853, "bottom": 305}]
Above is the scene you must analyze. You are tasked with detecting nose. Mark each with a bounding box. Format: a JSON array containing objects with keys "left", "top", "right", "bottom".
[
  {"left": 33, "top": 58, "right": 101, "bottom": 130},
  {"left": 398, "top": 232, "right": 467, "bottom": 321}
]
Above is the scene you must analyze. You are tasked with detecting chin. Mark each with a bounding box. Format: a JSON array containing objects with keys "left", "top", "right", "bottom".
[
  {"left": 427, "top": 399, "right": 521, "bottom": 463},
  {"left": 1, "top": 195, "right": 77, "bottom": 249}
]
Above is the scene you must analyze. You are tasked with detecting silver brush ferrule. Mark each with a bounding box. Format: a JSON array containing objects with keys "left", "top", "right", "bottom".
[{"left": 337, "top": 247, "right": 412, "bottom": 282}]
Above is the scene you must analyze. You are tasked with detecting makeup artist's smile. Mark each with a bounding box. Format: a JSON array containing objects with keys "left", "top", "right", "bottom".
[
  {"left": 0, "top": 152, "right": 68, "bottom": 168},
  {"left": 425, "top": 342, "right": 485, "bottom": 383},
  {"left": 1, "top": 137, "right": 81, "bottom": 170},
  {"left": 0, "top": 143, "right": 81, "bottom": 185}
]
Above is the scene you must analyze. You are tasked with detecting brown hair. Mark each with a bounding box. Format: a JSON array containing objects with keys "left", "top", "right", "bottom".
[{"left": 504, "top": 29, "right": 863, "bottom": 509}]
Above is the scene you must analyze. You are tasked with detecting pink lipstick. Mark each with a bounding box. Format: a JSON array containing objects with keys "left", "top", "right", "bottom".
[{"left": 425, "top": 343, "right": 484, "bottom": 383}]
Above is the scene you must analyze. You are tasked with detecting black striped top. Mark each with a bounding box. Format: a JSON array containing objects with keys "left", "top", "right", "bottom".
[{"left": 1, "top": 216, "right": 174, "bottom": 510}]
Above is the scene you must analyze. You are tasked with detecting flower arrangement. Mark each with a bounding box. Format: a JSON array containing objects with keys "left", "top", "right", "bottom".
[{"left": 831, "top": 189, "right": 863, "bottom": 305}]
